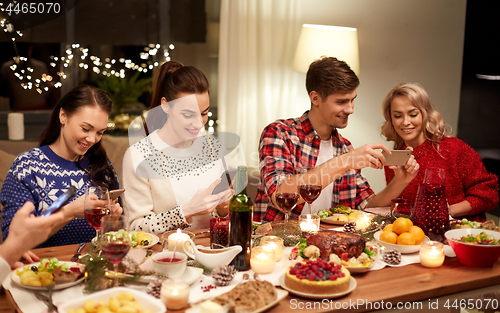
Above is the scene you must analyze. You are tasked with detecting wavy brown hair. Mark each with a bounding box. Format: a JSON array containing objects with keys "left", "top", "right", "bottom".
[
  {"left": 381, "top": 82, "right": 449, "bottom": 150},
  {"left": 145, "top": 61, "right": 210, "bottom": 133},
  {"left": 40, "top": 85, "right": 116, "bottom": 190},
  {"left": 306, "top": 56, "right": 360, "bottom": 100}
]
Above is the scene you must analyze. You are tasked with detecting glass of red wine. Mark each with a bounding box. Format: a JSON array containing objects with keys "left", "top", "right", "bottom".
[
  {"left": 99, "top": 215, "right": 131, "bottom": 287},
  {"left": 297, "top": 169, "right": 323, "bottom": 215},
  {"left": 275, "top": 175, "right": 299, "bottom": 235},
  {"left": 84, "top": 186, "right": 111, "bottom": 240}
]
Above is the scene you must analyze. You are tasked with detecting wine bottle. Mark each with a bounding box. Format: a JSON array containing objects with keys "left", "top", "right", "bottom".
[{"left": 228, "top": 166, "right": 253, "bottom": 271}]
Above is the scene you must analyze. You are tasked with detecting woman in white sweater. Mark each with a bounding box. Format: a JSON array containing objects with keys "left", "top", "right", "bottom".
[{"left": 122, "top": 61, "right": 233, "bottom": 234}]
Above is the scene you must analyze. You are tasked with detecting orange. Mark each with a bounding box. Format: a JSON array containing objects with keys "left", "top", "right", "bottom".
[
  {"left": 397, "top": 232, "right": 416, "bottom": 245},
  {"left": 383, "top": 224, "right": 394, "bottom": 232},
  {"left": 379, "top": 231, "right": 398, "bottom": 244},
  {"left": 392, "top": 217, "right": 413, "bottom": 235},
  {"left": 409, "top": 225, "right": 426, "bottom": 245}
]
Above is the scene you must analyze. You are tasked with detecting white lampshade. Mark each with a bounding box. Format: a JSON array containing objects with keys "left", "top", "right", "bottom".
[{"left": 293, "top": 24, "right": 360, "bottom": 75}]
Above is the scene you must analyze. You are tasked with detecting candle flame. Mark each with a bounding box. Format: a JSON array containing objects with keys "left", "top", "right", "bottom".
[
  {"left": 176, "top": 229, "right": 182, "bottom": 234},
  {"left": 172, "top": 289, "right": 179, "bottom": 296}
]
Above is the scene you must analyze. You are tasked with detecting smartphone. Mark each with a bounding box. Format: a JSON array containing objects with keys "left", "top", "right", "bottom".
[
  {"left": 212, "top": 169, "right": 238, "bottom": 195},
  {"left": 382, "top": 150, "right": 412, "bottom": 166},
  {"left": 104, "top": 188, "right": 126, "bottom": 201},
  {"left": 41, "top": 186, "right": 77, "bottom": 216}
]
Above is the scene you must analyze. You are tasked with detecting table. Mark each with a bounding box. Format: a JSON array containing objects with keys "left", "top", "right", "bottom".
[{"left": 2, "top": 229, "right": 500, "bottom": 313}]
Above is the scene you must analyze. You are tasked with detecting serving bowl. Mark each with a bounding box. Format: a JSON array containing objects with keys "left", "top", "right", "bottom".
[
  {"left": 445, "top": 228, "right": 500, "bottom": 267},
  {"left": 374, "top": 231, "right": 429, "bottom": 254}
]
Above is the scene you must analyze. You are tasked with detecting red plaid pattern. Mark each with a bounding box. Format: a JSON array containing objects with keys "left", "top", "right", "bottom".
[{"left": 254, "top": 112, "right": 374, "bottom": 222}]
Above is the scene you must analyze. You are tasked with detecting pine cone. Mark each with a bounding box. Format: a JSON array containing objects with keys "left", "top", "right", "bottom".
[
  {"left": 344, "top": 221, "right": 357, "bottom": 233},
  {"left": 146, "top": 278, "right": 164, "bottom": 299},
  {"left": 382, "top": 249, "right": 402, "bottom": 265},
  {"left": 212, "top": 265, "right": 237, "bottom": 286}
]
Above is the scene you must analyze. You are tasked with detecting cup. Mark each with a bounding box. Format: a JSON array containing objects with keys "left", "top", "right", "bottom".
[
  {"left": 161, "top": 280, "right": 190, "bottom": 310},
  {"left": 210, "top": 217, "right": 229, "bottom": 249},
  {"left": 162, "top": 229, "right": 195, "bottom": 252},
  {"left": 152, "top": 251, "right": 187, "bottom": 279},
  {"left": 390, "top": 198, "right": 413, "bottom": 217}
]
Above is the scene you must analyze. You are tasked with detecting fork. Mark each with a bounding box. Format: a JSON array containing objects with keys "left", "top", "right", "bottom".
[{"left": 34, "top": 286, "right": 57, "bottom": 313}]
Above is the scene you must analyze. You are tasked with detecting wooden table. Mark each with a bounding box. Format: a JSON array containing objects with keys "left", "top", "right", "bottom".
[{"left": 2, "top": 229, "right": 500, "bottom": 313}]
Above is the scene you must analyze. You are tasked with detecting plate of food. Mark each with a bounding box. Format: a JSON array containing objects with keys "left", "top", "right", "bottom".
[
  {"left": 11, "top": 259, "right": 85, "bottom": 291},
  {"left": 374, "top": 230, "right": 429, "bottom": 254},
  {"left": 321, "top": 214, "right": 349, "bottom": 225},
  {"left": 279, "top": 274, "right": 356, "bottom": 300},
  {"left": 338, "top": 243, "right": 379, "bottom": 273},
  {"left": 93, "top": 230, "right": 159, "bottom": 249}
]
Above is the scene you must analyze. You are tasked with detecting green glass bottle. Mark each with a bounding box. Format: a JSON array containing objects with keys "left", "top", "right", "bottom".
[{"left": 228, "top": 166, "right": 253, "bottom": 271}]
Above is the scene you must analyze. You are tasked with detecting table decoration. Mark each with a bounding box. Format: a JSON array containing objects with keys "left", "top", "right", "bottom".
[
  {"left": 260, "top": 236, "right": 285, "bottom": 262},
  {"left": 161, "top": 280, "right": 190, "bottom": 310},
  {"left": 419, "top": 241, "right": 445, "bottom": 268},
  {"left": 250, "top": 246, "right": 276, "bottom": 274},
  {"left": 299, "top": 214, "right": 320, "bottom": 234},
  {"left": 162, "top": 229, "right": 195, "bottom": 252}
]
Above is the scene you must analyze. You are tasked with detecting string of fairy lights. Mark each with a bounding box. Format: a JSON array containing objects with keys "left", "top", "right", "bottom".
[{"left": 0, "top": 4, "right": 174, "bottom": 95}]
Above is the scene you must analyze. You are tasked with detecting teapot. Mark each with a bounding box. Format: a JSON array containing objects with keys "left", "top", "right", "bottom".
[{"left": 182, "top": 238, "right": 242, "bottom": 270}]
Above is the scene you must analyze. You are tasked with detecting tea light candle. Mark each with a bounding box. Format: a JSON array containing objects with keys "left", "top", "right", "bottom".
[
  {"left": 356, "top": 212, "right": 372, "bottom": 231},
  {"left": 260, "top": 236, "right": 284, "bottom": 262},
  {"left": 250, "top": 246, "right": 276, "bottom": 274},
  {"left": 168, "top": 229, "right": 190, "bottom": 252},
  {"left": 299, "top": 214, "right": 320, "bottom": 233},
  {"left": 419, "top": 241, "right": 445, "bottom": 268},
  {"left": 161, "top": 280, "right": 190, "bottom": 310}
]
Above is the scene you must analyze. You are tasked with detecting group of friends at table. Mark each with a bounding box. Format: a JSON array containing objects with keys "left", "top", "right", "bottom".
[{"left": 0, "top": 56, "right": 498, "bottom": 284}]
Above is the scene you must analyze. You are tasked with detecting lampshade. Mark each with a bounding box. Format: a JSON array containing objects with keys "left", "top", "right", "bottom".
[{"left": 293, "top": 24, "right": 360, "bottom": 75}]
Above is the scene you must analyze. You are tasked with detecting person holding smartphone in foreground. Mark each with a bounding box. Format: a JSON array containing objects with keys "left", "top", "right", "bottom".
[
  {"left": 0, "top": 85, "right": 122, "bottom": 248},
  {"left": 122, "top": 61, "right": 233, "bottom": 234},
  {"left": 0, "top": 202, "right": 65, "bottom": 276},
  {"left": 254, "top": 57, "right": 419, "bottom": 222},
  {"left": 381, "top": 82, "right": 498, "bottom": 221}
]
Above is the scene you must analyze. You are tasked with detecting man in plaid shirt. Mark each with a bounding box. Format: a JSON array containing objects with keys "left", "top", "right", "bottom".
[{"left": 254, "top": 57, "right": 419, "bottom": 222}]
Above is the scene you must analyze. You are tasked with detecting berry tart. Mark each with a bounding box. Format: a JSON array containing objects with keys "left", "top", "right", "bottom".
[{"left": 285, "top": 259, "right": 350, "bottom": 294}]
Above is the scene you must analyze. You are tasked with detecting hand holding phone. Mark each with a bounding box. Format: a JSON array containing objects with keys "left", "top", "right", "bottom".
[
  {"left": 41, "top": 186, "right": 77, "bottom": 216},
  {"left": 382, "top": 150, "right": 412, "bottom": 166},
  {"left": 103, "top": 188, "right": 126, "bottom": 201},
  {"left": 212, "top": 169, "right": 237, "bottom": 195}
]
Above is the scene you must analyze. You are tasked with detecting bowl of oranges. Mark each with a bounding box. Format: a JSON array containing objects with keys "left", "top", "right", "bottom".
[{"left": 374, "top": 217, "right": 429, "bottom": 254}]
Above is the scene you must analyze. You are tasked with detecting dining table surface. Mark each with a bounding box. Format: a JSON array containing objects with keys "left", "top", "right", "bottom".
[{"left": 2, "top": 222, "right": 500, "bottom": 313}]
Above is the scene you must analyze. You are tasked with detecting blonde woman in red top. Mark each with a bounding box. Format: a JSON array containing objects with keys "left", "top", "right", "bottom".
[{"left": 381, "top": 82, "right": 498, "bottom": 221}]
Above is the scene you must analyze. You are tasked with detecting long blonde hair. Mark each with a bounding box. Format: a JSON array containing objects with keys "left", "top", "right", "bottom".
[{"left": 381, "top": 82, "right": 449, "bottom": 149}]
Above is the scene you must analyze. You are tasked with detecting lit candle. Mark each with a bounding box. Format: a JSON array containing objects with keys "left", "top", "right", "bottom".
[
  {"left": 167, "top": 229, "right": 190, "bottom": 252},
  {"left": 299, "top": 214, "right": 320, "bottom": 233},
  {"left": 161, "top": 280, "right": 190, "bottom": 310},
  {"left": 260, "top": 236, "right": 284, "bottom": 262},
  {"left": 250, "top": 247, "right": 276, "bottom": 274},
  {"left": 419, "top": 241, "right": 445, "bottom": 268},
  {"left": 356, "top": 212, "right": 372, "bottom": 231}
]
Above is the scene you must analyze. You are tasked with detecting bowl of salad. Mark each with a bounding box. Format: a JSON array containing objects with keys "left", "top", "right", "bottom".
[{"left": 445, "top": 228, "right": 500, "bottom": 267}]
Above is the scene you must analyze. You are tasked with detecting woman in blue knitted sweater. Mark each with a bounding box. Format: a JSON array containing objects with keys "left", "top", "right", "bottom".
[{"left": 1, "top": 85, "right": 121, "bottom": 248}]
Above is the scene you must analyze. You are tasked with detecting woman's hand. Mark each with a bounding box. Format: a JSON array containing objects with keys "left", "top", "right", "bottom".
[
  {"left": 390, "top": 147, "right": 419, "bottom": 184},
  {"left": 63, "top": 194, "right": 86, "bottom": 219},
  {"left": 182, "top": 178, "right": 234, "bottom": 218},
  {"left": 110, "top": 201, "right": 123, "bottom": 215}
]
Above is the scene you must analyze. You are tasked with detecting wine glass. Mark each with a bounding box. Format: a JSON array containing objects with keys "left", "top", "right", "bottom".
[
  {"left": 100, "top": 215, "right": 131, "bottom": 287},
  {"left": 297, "top": 168, "right": 323, "bottom": 215},
  {"left": 84, "top": 186, "right": 111, "bottom": 240},
  {"left": 275, "top": 175, "right": 299, "bottom": 235}
]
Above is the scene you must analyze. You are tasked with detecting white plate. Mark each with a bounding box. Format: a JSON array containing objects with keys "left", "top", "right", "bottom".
[
  {"left": 120, "top": 266, "right": 203, "bottom": 285},
  {"left": 186, "top": 289, "right": 288, "bottom": 313},
  {"left": 58, "top": 287, "right": 165, "bottom": 313},
  {"left": 279, "top": 274, "right": 356, "bottom": 299},
  {"left": 10, "top": 262, "right": 85, "bottom": 291},
  {"left": 374, "top": 230, "right": 429, "bottom": 254},
  {"left": 320, "top": 214, "right": 349, "bottom": 225},
  {"left": 92, "top": 233, "right": 160, "bottom": 249}
]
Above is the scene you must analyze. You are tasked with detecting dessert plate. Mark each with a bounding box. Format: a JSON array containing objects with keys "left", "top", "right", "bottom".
[
  {"left": 92, "top": 233, "right": 159, "bottom": 249},
  {"left": 279, "top": 274, "right": 356, "bottom": 299},
  {"left": 11, "top": 262, "right": 85, "bottom": 291}
]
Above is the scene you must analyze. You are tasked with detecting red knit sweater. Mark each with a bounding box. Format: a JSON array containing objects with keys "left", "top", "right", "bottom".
[{"left": 385, "top": 137, "right": 499, "bottom": 222}]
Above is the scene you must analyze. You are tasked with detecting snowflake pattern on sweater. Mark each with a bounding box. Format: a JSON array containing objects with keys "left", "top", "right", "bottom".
[{"left": 0, "top": 145, "right": 118, "bottom": 247}]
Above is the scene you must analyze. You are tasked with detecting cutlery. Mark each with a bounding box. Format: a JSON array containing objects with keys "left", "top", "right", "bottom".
[
  {"left": 70, "top": 242, "right": 86, "bottom": 262},
  {"left": 34, "top": 285, "right": 58, "bottom": 312}
]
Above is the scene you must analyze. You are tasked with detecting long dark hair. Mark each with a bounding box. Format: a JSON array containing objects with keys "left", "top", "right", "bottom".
[
  {"left": 40, "top": 84, "right": 117, "bottom": 190},
  {"left": 145, "top": 61, "right": 210, "bottom": 133}
]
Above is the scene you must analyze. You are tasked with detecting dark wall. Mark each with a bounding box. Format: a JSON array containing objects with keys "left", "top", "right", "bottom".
[{"left": 458, "top": 0, "right": 500, "bottom": 149}]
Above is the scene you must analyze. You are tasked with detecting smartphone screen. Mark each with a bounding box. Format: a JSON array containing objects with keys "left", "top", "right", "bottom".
[
  {"left": 41, "top": 186, "right": 77, "bottom": 216},
  {"left": 212, "top": 169, "right": 238, "bottom": 195}
]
